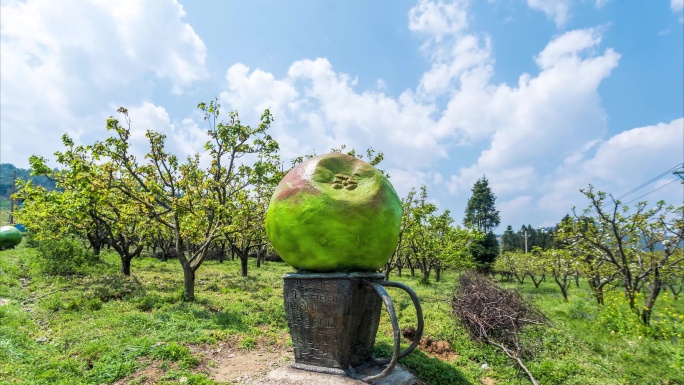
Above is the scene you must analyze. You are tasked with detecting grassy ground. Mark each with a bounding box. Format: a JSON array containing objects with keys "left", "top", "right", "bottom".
[
  {"left": 0, "top": 206, "right": 11, "bottom": 225},
  {"left": 1, "top": 242, "right": 682, "bottom": 385}
]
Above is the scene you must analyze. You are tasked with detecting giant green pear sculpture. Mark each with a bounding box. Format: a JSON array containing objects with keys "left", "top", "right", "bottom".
[
  {"left": 0, "top": 226, "right": 22, "bottom": 250},
  {"left": 265, "top": 153, "right": 402, "bottom": 272}
]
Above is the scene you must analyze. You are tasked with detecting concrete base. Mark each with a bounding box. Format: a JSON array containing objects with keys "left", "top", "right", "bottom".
[{"left": 252, "top": 364, "right": 417, "bottom": 385}]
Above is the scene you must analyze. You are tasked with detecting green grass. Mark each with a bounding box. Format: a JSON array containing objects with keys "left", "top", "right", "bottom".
[
  {"left": 0, "top": 243, "right": 682, "bottom": 385},
  {"left": 1, "top": 208, "right": 11, "bottom": 225}
]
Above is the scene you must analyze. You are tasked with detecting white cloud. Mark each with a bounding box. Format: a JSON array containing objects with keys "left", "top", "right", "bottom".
[
  {"left": 218, "top": 57, "right": 447, "bottom": 167},
  {"left": 595, "top": 0, "right": 609, "bottom": 8},
  {"left": 213, "top": 1, "right": 625, "bottom": 229},
  {"left": 123, "top": 102, "right": 206, "bottom": 158},
  {"left": 538, "top": 118, "right": 684, "bottom": 219},
  {"left": 3, "top": 0, "right": 676, "bottom": 231},
  {"left": 0, "top": 0, "right": 207, "bottom": 166},
  {"left": 535, "top": 28, "right": 603, "bottom": 69},
  {"left": 446, "top": 28, "right": 619, "bottom": 195},
  {"left": 526, "top": 0, "right": 573, "bottom": 27},
  {"left": 408, "top": 0, "right": 469, "bottom": 41},
  {"left": 672, "top": 0, "right": 684, "bottom": 12},
  {"left": 579, "top": 118, "right": 683, "bottom": 183}
]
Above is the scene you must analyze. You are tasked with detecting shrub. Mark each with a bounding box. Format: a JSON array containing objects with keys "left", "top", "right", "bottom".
[{"left": 35, "top": 236, "right": 94, "bottom": 276}]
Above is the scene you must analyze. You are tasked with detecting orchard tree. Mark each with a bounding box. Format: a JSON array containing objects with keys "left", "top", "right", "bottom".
[
  {"left": 638, "top": 205, "right": 684, "bottom": 323},
  {"left": 407, "top": 186, "right": 438, "bottom": 281},
  {"left": 14, "top": 182, "right": 80, "bottom": 242},
  {"left": 541, "top": 248, "right": 577, "bottom": 302},
  {"left": 18, "top": 158, "right": 108, "bottom": 255},
  {"left": 95, "top": 101, "right": 279, "bottom": 301},
  {"left": 559, "top": 185, "right": 684, "bottom": 324},
  {"left": 25, "top": 135, "right": 151, "bottom": 276},
  {"left": 527, "top": 247, "right": 547, "bottom": 289},
  {"left": 407, "top": 186, "right": 480, "bottom": 282},
  {"left": 226, "top": 182, "right": 277, "bottom": 277},
  {"left": 557, "top": 215, "right": 617, "bottom": 305},
  {"left": 383, "top": 188, "right": 419, "bottom": 280},
  {"left": 428, "top": 210, "right": 480, "bottom": 282}
]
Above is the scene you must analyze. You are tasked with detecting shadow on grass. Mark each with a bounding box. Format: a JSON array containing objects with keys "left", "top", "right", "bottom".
[{"left": 374, "top": 342, "right": 474, "bottom": 385}]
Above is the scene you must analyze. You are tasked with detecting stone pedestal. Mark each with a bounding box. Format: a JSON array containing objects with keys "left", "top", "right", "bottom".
[{"left": 253, "top": 364, "right": 417, "bottom": 385}]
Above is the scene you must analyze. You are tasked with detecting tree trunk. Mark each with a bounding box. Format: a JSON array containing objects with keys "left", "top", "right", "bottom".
[
  {"left": 397, "top": 266, "right": 402, "bottom": 278},
  {"left": 241, "top": 256, "right": 248, "bottom": 277},
  {"left": 256, "top": 248, "right": 262, "bottom": 268},
  {"left": 574, "top": 271, "right": 580, "bottom": 288},
  {"left": 182, "top": 266, "right": 195, "bottom": 301},
  {"left": 593, "top": 280, "right": 605, "bottom": 306},
  {"left": 419, "top": 258, "right": 430, "bottom": 282},
  {"left": 258, "top": 248, "right": 265, "bottom": 268},
  {"left": 410, "top": 265, "right": 415, "bottom": 278},
  {"left": 622, "top": 267, "right": 636, "bottom": 310},
  {"left": 554, "top": 275, "right": 569, "bottom": 302},
  {"left": 435, "top": 266, "right": 441, "bottom": 283},
  {"left": 668, "top": 283, "right": 682, "bottom": 300},
  {"left": 218, "top": 242, "right": 226, "bottom": 263},
  {"left": 121, "top": 256, "right": 132, "bottom": 276},
  {"left": 641, "top": 267, "right": 662, "bottom": 325},
  {"left": 531, "top": 274, "right": 543, "bottom": 288},
  {"left": 382, "top": 264, "right": 391, "bottom": 281},
  {"left": 514, "top": 272, "right": 526, "bottom": 285}
]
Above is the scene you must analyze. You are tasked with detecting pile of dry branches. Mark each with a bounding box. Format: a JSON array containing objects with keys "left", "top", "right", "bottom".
[{"left": 452, "top": 271, "right": 547, "bottom": 385}]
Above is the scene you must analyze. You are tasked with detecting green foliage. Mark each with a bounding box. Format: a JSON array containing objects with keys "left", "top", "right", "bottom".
[
  {"left": 391, "top": 186, "right": 480, "bottom": 281},
  {"left": 35, "top": 236, "right": 95, "bottom": 276},
  {"left": 152, "top": 342, "right": 200, "bottom": 369},
  {"left": 463, "top": 176, "right": 500, "bottom": 234},
  {"left": 468, "top": 231, "right": 499, "bottom": 271},
  {"left": 598, "top": 290, "right": 684, "bottom": 342}
]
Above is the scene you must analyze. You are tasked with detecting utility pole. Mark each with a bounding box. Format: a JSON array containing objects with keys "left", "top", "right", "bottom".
[
  {"left": 8, "top": 169, "right": 16, "bottom": 225},
  {"left": 523, "top": 230, "right": 529, "bottom": 254},
  {"left": 674, "top": 168, "right": 684, "bottom": 183}
]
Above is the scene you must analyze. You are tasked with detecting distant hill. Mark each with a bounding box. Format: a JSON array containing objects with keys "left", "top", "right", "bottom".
[{"left": 0, "top": 163, "right": 57, "bottom": 198}]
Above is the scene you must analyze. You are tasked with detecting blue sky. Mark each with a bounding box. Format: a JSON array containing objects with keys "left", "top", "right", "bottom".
[{"left": 1, "top": 0, "right": 683, "bottom": 230}]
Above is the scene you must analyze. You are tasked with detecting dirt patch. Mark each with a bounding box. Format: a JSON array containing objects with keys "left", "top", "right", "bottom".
[
  {"left": 113, "top": 338, "right": 294, "bottom": 385},
  {"left": 0, "top": 298, "right": 10, "bottom": 306},
  {"left": 402, "top": 328, "right": 458, "bottom": 362},
  {"left": 418, "top": 337, "right": 458, "bottom": 361},
  {"left": 202, "top": 346, "right": 293, "bottom": 384},
  {"left": 481, "top": 377, "right": 496, "bottom": 385}
]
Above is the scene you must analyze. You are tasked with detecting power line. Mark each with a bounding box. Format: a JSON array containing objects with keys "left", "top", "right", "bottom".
[
  {"left": 623, "top": 179, "right": 680, "bottom": 206},
  {"left": 583, "top": 163, "right": 683, "bottom": 215},
  {"left": 614, "top": 163, "right": 683, "bottom": 201}
]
